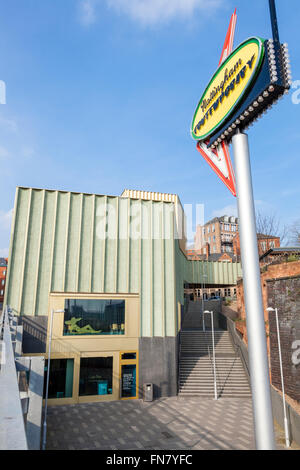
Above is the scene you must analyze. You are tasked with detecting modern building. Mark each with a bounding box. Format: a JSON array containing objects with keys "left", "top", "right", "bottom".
[
  {"left": 194, "top": 215, "right": 239, "bottom": 255},
  {"left": 4, "top": 187, "right": 242, "bottom": 405},
  {"left": 0, "top": 257, "right": 8, "bottom": 305}
]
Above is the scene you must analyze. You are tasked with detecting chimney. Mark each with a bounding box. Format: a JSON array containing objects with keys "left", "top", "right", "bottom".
[{"left": 206, "top": 242, "right": 210, "bottom": 260}]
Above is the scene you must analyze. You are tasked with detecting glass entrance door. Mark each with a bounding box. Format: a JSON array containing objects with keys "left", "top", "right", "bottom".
[
  {"left": 121, "top": 364, "right": 136, "bottom": 398},
  {"left": 120, "top": 351, "right": 138, "bottom": 399}
]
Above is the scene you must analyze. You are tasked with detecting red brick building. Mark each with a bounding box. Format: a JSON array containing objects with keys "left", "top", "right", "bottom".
[
  {"left": 0, "top": 257, "right": 8, "bottom": 305},
  {"left": 233, "top": 232, "right": 280, "bottom": 257}
]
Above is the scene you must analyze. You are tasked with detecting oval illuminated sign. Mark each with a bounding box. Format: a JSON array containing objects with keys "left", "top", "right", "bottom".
[{"left": 191, "top": 37, "right": 265, "bottom": 141}]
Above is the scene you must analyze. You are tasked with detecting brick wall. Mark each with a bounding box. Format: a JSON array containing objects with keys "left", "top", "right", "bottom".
[
  {"left": 267, "top": 276, "right": 300, "bottom": 402},
  {"left": 233, "top": 233, "right": 280, "bottom": 257},
  {"left": 236, "top": 260, "right": 300, "bottom": 402}
]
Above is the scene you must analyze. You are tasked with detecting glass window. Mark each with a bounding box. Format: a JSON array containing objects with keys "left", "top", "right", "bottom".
[
  {"left": 43, "top": 359, "right": 74, "bottom": 399},
  {"left": 121, "top": 352, "right": 136, "bottom": 360},
  {"left": 79, "top": 357, "right": 113, "bottom": 396},
  {"left": 0, "top": 290, "right": 3, "bottom": 295},
  {"left": 121, "top": 364, "right": 136, "bottom": 398},
  {"left": 207, "top": 226, "right": 210, "bottom": 233},
  {"left": 261, "top": 242, "right": 267, "bottom": 252},
  {"left": 64, "top": 299, "right": 125, "bottom": 336}
]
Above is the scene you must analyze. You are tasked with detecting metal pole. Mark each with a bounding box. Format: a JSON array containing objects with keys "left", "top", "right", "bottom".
[
  {"left": 202, "top": 270, "right": 207, "bottom": 331},
  {"left": 202, "top": 272, "right": 207, "bottom": 332},
  {"left": 268, "top": 0, "right": 280, "bottom": 44},
  {"left": 42, "top": 308, "right": 54, "bottom": 451},
  {"left": 211, "top": 311, "right": 218, "bottom": 400},
  {"left": 201, "top": 286, "right": 205, "bottom": 331},
  {"left": 274, "top": 308, "right": 290, "bottom": 447},
  {"left": 232, "top": 131, "right": 276, "bottom": 450}
]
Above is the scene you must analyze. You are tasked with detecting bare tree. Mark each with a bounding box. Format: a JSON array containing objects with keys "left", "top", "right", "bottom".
[
  {"left": 255, "top": 210, "right": 288, "bottom": 246},
  {"left": 288, "top": 219, "right": 300, "bottom": 246}
]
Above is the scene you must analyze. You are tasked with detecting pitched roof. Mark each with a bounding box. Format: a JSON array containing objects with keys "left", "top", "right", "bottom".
[
  {"left": 260, "top": 247, "right": 300, "bottom": 260},
  {"left": 257, "top": 233, "right": 280, "bottom": 240}
]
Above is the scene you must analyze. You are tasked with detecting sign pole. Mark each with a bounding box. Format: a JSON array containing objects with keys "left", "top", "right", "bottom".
[
  {"left": 232, "top": 130, "right": 276, "bottom": 450},
  {"left": 269, "top": 0, "right": 280, "bottom": 45}
]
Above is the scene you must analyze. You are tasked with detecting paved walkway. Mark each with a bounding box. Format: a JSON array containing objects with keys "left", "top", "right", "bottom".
[{"left": 46, "top": 397, "right": 256, "bottom": 450}]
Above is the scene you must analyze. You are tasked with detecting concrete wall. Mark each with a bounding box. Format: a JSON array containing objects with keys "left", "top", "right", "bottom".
[
  {"left": 271, "top": 386, "right": 300, "bottom": 447},
  {"left": 138, "top": 336, "right": 178, "bottom": 399},
  {"left": 20, "top": 315, "right": 48, "bottom": 354}
]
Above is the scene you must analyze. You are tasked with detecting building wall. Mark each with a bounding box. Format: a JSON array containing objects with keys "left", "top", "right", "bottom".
[
  {"left": 44, "top": 292, "right": 140, "bottom": 405},
  {"left": 5, "top": 187, "right": 179, "bottom": 338},
  {"left": 267, "top": 276, "right": 300, "bottom": 402},
  {"left": 195, "top": 216, "right": 238, "bottom": 255},
  {"left": 237, "top": 261, "right": 300, "bottom": 334},
  {"left": 0, "top": 258, "right": 8, "bottom": 304},
  {"left": 236, "top": 260, "right": 300, "bottom": 401},
  {"left": 233, "top": 232, "right": 280, "bottom": 257},
  {"left": 4, "top": 187, "right": 243, "bottom": 404},
  {"left": 5, "top": 188, "right": 243, "bottom": 334}
]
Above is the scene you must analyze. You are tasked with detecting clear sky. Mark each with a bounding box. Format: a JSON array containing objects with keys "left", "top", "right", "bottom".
[{"left": 0, "top": 0, "right": 299, "bottom": 253}]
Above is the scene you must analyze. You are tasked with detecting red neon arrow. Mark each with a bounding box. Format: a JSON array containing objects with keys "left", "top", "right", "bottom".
[{"left": 196, "top": 8, "right": 237, "bottom": 197}]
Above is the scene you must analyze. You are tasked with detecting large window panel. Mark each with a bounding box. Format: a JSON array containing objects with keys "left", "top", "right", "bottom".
[
  {"left": 43, "top": 359, "right": 74, "bottom": 399},
  {"left": 79, "top": 357, "right": 113, "bottom": 396},
  {"left": 64, "top": 299, "right": 125, "bottom": 336}
]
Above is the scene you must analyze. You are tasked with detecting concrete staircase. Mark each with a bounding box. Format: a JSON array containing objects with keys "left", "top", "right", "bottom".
[{"left": 179, "top": 303, "right": 251, "bottom": 398}]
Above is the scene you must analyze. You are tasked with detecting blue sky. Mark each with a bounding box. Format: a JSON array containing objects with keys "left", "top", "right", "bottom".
[{"left": 0, "top": 0, "right": 299, "bottom": 253}]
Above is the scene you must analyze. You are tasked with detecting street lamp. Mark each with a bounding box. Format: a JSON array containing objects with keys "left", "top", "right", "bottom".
[
  {"left": 204, "top": 310, "right": 218, "bottom": 400},
  {"left": 42, "top": 308, "right": 65, "bottom": 451},
  {"left": 266, "top": 307, "right": 290, "bottom": 448}
]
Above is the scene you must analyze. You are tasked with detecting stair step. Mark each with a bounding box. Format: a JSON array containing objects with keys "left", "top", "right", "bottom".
[
  {"left": 179, "top": 387, "right": 251, "bottom": 392},
  {"left": 178, "top": 328, "right": 250, "bottom": 398}
]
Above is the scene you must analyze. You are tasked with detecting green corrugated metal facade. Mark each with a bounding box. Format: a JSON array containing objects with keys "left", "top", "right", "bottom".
[{"left": 4, "top": 187, "right": 242, "bottom": 337}]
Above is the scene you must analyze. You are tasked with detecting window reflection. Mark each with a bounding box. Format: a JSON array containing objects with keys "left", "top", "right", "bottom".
[
  {"left": 43, "top": 359, "right": 74, "bottom": 399},
  {"left": 64, "top": 299, "right": 125, "bottom": 336},
  {"left": 79, "top": 357, "right": 113, "bottom": 396}
]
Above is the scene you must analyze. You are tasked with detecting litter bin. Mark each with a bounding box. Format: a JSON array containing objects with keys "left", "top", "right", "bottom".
[{"left": 143, "top": 383, "right": 153, "bottom": 402}]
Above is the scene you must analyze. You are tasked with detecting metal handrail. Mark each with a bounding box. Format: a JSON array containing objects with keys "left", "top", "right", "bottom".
[
  {"left": 225, "top": 315, "right": 251, "bottom": 382},
  {"left": 202, "top": 311, "right": 218, "bottom": 400},
  {"left": 177, "top": 330, "right": 182, "bottom": 395}
]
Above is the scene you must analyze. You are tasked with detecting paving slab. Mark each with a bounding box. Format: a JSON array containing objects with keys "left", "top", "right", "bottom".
[{"left": 45, "top": 396, "right": 299, "bottom": 451}]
